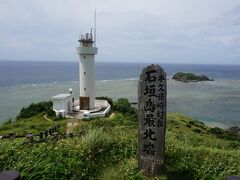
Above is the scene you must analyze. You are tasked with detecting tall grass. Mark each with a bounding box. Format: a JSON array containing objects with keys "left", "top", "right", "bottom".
[
  {"left": 0, "top": 111, "right": 240, "bottom": 179},
  {"left": 0, "top": 114, "right": 66, "bottom": 136},
  {"left": 0, "top": 125, "right": 137, "bottom": 179}
]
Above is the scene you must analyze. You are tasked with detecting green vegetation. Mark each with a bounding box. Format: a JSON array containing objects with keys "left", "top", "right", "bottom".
[
  {"left": 47, "top": 108, "right": 57, "bottom": 118},
  {"left": 114, "top": 98, "right": 131, "bottom": 113},
  {"left": 0, "top": 99, "right": 240, "bottom": 179},
  {"left": 209, "top": 127, "right": 240, "bottom": 141},
  {"left": 0, "top": 114, "right": 66, "bottom": 135},
  {"left": 114, "top": 98, "right": 137, "bottom": 116},
  {"left": 16, "top": 101, "right": 53, "bottom": 120},
  {"left": 172, "top": 72, "right": 213, "bottom": 82}
]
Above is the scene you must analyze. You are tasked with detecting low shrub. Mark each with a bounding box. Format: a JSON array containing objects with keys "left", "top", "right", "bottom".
[
  {"left": 209, "top": 127, "right": 223, "bottom": 135},
  {"left": 17, "top": 101, "right": 53, "bottom": 120},
  {"left": 115, "top": 98, "right": 138, "bottom": 115},
  {"left": 3, "top": 119, "right": 12, "bottom": 125},
  {"left": 47, "top": 109, "right": 56, "bottom": 118},
  {"left": 209, "top": 127, "right": 239, "bottom": 141},
  {"left": 114, "top": 98, "right": 131, "bottom": 113},
  {"left": 193, "top": 129, "right": 202, "bottom": 133}
]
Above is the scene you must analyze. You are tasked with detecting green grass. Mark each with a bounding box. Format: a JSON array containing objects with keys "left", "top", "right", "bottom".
[
  {"left": 0, "top": 116, "right": 137, "bottom": 179},
  {"left": 0, "top": 111, "right": 240, "bottom": 179},
  {"left": 0, "top": 113, "right": 66, "bottom": 136}
]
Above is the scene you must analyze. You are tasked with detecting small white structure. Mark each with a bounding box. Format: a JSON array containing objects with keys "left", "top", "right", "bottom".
[
  {"left": 51, "top": 93, "right": 73, "bottom": 117},
  {"left": 83, "top": 111, "right": 91, "bottom": 119},
  {"left": 81, "top": 99, "right": 111, "bottom": 119}
]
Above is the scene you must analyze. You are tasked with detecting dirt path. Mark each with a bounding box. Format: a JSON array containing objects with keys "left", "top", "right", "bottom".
[
  {"left": 43, "top": 114, "right": 52, "bottom": 122},
  {"left": 66, "top": 119, "right": 81, "bottom": 135},
  {"left": 109, "top": 113, "right": 115, "bottom": 118}
]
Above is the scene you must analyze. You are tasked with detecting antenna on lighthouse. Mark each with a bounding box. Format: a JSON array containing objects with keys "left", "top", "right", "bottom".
[{"left": 94, "top": 10, "right": 97, "bottom": 47}]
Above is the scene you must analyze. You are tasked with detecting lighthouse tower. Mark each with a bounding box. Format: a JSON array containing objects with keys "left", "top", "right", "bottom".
[{"left": 76, "top": 30, "right": 98, "bottom": 110}]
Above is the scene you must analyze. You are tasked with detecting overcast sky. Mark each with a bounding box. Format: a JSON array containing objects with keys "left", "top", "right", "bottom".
[{"left": 0, "top": 0, "right": 240, "bottom": 64}]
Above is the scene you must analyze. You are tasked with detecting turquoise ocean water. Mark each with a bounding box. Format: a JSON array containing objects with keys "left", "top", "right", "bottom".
[{"left": 0, "top": 61, "right": 240, "bottom": 128}]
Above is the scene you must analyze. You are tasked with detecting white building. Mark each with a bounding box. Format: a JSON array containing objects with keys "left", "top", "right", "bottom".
[
  {"left": 51, "top": 93, "right": 73, "bottom": 117},
  {"left": 76, "top": 30, "right": 97, "bottom": 110}
]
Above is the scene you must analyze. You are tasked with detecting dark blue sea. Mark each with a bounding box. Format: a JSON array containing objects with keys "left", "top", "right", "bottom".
[
  {"left": 1, "top": 61, "right": 240, "bottom": 87},
  {"left": 0, "top": 60, "right": 240, "bottom": 128}
]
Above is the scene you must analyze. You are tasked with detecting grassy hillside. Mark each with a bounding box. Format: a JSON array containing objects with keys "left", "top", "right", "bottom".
[
  {"left": 0, "top": 113, "right": 65, "bottom": 135},
  {"left": 0, "top": 110, "right": 240, "bottom": 179}
]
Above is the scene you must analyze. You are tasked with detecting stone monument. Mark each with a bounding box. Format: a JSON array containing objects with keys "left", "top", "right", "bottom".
[{"left": 138, "top": 64, "right": 167, "bottom": 176}]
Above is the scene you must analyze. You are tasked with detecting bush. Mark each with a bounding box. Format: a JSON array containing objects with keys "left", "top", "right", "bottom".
[
  {"left": 209, "top": 127, "right": 239, "bottom": 141},
  {"left": 17, "top": 101, "right": 53, "bottom": 120},
  {"left": 57, "top": 113, "right": 63, "bottom": 120},
  {"left": 114, "top": 98, "right": 131, "bottom": 113},
  {"left": 221, "top": 131, "right": 239, "bottom": 141},
  {"left": 47, "top": 109, "right": 56, "bottom": 118},
  {"left": 193, "top": 129, "right": 202, "bottom": 133},
  {"left": 3, "top": 119, "right": 12, "bottom": 125},
  {"left": 209, "top": 127, "right": 223, "bottom": 135}
]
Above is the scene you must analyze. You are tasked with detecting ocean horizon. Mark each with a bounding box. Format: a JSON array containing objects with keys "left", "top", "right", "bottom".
[{"left": 0, "top": 60, "right": 240, "bottom": 128}]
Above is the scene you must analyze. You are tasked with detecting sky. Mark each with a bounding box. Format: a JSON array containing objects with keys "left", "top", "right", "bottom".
[{"left": 0, "top": 0, "right": 240, "bottom": 64}]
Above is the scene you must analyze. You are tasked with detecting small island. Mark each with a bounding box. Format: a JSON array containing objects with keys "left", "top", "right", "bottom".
[{"left": 172, "top": 72, "right": 214, "bottom": 82}]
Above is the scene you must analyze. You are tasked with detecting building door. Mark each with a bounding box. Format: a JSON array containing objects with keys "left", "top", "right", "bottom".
[
  {"left": 67, "top": 101, "right": 71, "bottom": 112},
  {"left": 80, "top": 96, "right": 90, "bottom": 110}
]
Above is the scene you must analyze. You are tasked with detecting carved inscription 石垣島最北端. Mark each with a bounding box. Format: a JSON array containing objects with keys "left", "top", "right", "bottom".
[{"left": 138, "top": 64, "right": 167, "bottom": 176}]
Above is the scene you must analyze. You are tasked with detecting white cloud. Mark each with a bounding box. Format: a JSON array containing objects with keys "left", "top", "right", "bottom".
[
  {"left": 0, "top": 0, "right": 240, "bottom": 64},
  {"left": 213, "top": 4, "right": 240, "bottom": 27},
  {"left": 206, "top": 35, "right": 240, "bottom": 46},
  {"left": 7, "top": 41, "right": 33, "bottom": 50}
]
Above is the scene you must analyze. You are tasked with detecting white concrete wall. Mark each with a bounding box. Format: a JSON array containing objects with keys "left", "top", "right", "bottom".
[
  {"left": 89, "top": 100, "right": 111, "bottom": 118},
  {"left": 66, "top": 96, "right": 73, "bottom": 112},
  {"left": 77, "top": 47, "right": 98, "bottom": 55},
  {"left": 76, "top": 46, "right": 98, "bottom": 110},
  {"left": 53, "top": 96, "right": 73, "bottom": 113},
  {"left": 53, "top": 99, "right": 66, "bottom": 111}
]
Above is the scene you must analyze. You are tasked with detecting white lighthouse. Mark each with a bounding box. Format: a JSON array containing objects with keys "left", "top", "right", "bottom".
[
  {"left": 76, "top": 30, "right": 97, "bottom": 110},
  {"left": 50, "top": 12, "right": 111, "bottom": 118}
]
